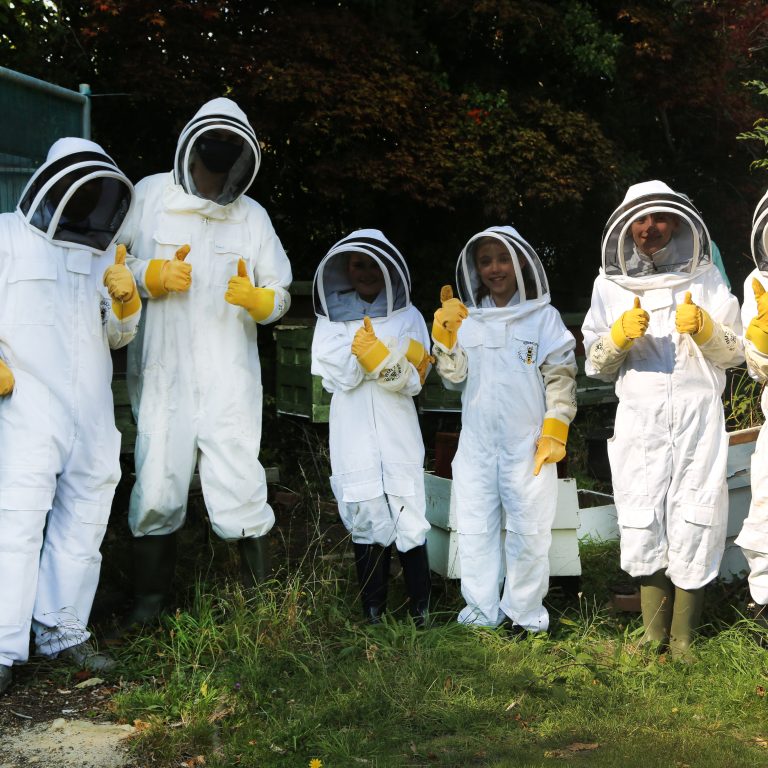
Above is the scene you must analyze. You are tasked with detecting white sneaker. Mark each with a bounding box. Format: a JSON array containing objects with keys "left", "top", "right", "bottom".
[
  {"left": 0, "top": 665, "right": 11, "bottom": 694},
  {"left": 58, "top": 641, "right": 116, "bottom": 672}
]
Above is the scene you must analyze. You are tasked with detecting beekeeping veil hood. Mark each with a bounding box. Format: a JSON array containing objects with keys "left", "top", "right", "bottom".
[
  {"left": 751, "top": 189, "right": 768, "bottom": 274},
  {"left": 174, "top": 97, "right": 260, "bottom": 206},
  {"left": 602, "top": 180, "right": 711, "bottom": 289},
  {"left": 17, "top": 137, "right": 133, "bottom": 253},
  {"left": 313, "top": 229, "right": 411, "bottom": 321},
  {"left": 455, "top": 226, "right": 550, "bottom": 315}
]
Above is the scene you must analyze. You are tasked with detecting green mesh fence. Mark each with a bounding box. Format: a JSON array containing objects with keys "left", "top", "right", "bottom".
[{"left": 0, "top": 67, "right": 88, "bottom": 212}]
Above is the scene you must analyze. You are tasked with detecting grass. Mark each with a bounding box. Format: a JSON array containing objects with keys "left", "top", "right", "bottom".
[{"left": 107, "top": 528, "right": 768, "bottom": 768}]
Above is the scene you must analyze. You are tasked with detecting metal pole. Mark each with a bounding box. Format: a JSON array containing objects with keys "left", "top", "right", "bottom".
[{"left": 79, "top": 83, "right": 91, "bottom": 139}]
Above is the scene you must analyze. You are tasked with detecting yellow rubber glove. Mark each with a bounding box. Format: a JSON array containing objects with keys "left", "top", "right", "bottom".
[
  {"left": 352, "top": 316, "right": 390, "bottom": 373},
  {"left": 0, "top": 359, "right": 13, "bottom": 397},
  {"left": 145, "top": 244, "right": 192, "bottom": 297},
  {"left": 610, "top": 297, "right": 649, "bottom": 349},
  {"left": 103, "top": 244, "right": 141, "bottom": 319},
  {"left": 746, "top": 278, "right": 768, "bottom": 354},
  {"left": 533, "top": 418, "right": 568, "bottom": 476},
  {"left": 432, "top": 285, "right": 468, "bottom": 349},
  {"left": 405, "top": 338, "right": 433, "bottom": 385},
  {"left": 675, "top": 291, "right": 714, "bottom": 344},
  {"left": 225, "top": 258, "right": 277, "bottom": 322}
]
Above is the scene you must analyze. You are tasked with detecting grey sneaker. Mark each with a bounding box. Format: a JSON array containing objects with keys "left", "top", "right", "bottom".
[
  {"left": 58, "top": 641, "right": 116, "bottom": 672},
  {"left": 0, "top": 665, "right": 11, "bottom": 694}
]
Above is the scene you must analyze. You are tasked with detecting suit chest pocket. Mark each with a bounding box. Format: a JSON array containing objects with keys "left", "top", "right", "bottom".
[{"left": 5, "top": 257, "right": 58, "bottom": 325}]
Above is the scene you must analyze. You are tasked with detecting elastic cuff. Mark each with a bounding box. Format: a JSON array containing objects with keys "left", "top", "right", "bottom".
[
  {"left": 610, "top": 318, "right": 632, "bottom": 350},
  {"left": 692, "top": 310, "right": 714, "bottom": 345},
  {"left": 112, "top": 289, "right": 141, "bottom": 320},
  {"left": 145, "top": 260, "right": 169, "bottom": 298},
  {"left": 541, "top": 417, "right": 569, "bottom": 445},
  {"left": 747, "top": 320, "right": 768, "bottom": 355}
]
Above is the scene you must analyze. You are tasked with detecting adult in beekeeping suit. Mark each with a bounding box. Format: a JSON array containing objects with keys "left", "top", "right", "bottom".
[
  {"left": 311, "top": 230, "right": 432, "bottom": 625},
  {"left": 431, "top": 226, "right": 577, "bottom": 635},
  {"left": 0, "top": 138, "right": 139, "bottom": 694},
  {"left": 120, "top": 98, "right": 292, "bottom": 625},
  {"left": 735, "top": 190, "right": 768, "bottom": 631},
  {"left": 581, "top": 180, "right": 743, "bottom": 659}
]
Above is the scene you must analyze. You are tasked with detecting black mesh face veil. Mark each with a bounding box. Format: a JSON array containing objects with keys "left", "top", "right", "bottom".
[
  {"left": 455, "top": 227, "right": 548, "bottom": 308},
  {"left": 18, "top": 149, "right": 133, "bottom": 253},
  {"left": 312, "top": 229, "right": 411, "bottom": 321},
  {"left": 752, "top": 189, "right": 768, "bottom": 273},
  {"left": 174, "top": 115, "right": 259, "bottom": 206},
  {"left": 602, "top": 191, "right": 711, "bottom": 277}
]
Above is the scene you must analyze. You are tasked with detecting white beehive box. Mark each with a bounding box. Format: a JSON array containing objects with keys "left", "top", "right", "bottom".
[{"left": 424, "top": 472, "right": 582, "bottom": 579}]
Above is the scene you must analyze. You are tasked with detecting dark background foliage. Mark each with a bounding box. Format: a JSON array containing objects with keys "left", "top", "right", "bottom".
[{"left": 3, "top": 0, "right": 768, "bottom": 309}]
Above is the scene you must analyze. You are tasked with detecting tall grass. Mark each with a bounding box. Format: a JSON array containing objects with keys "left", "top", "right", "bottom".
[{"left": 110, "top": 529, "right": 768, "bottom": 768}]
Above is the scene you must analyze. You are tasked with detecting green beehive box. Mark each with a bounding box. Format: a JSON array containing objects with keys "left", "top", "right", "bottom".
[
  {"left": 418, "top": 366, "right": 463, "bottom": 413},
  {"left": 274, "top": 324, "right": 331, "bottom": 422}
]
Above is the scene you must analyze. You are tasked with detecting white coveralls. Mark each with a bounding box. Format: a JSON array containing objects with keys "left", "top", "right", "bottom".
[
  {"left": 735, "top": 190, "right": 768, "bottom": 604},
  {"left": 582, "top": 181, "right": 743, "bottom": 590},
  {"left": 0, "top": 138, "right": 138, "bottom": 664},
  {"left": 122, "top": 98, "right": 291, "bottom": 541},
  {"left": 311, "top": 229, "right": 431, "bottom": 552},
  {"left": 434, "top": 226, "right": 577, "bottom": 631}
]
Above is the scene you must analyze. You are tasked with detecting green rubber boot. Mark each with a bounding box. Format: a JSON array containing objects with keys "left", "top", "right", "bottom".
[
  {"left": 639, "top": 570, "right": 673, "bottom": 648},
  {"left": 238, "top": 535, "right": 271, "bottom": 588},
  {"left": 124, "top": 533, "right": 177, "bottom": 628},
  {"left": 669, "top": 586, "right": 704, "bottom": 661}
]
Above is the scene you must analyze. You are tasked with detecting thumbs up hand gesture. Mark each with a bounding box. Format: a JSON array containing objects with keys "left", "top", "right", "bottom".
[
  {"left": 746, "top": 278, "right": 768, "bottom": 354},
  {"left": 675, "top": 291, "right": 704, "bottom": 335},
  {"left": 159, "top": 244, "right": 192, "bottom": 293},
  {"left": 103, "top": 244, "right": 137, "bottom": 302},
  {"left": 432, "top": 285, "right": 469, "bottom": 350},
  {"left": 224, "top": 258, "right": 276, "bottom": 322},
  {"left": 352, "top": 316, "right": 390, "bottom": 373},
  {"left": 610, "top": 296, "right": 649, "bottom": 349}
]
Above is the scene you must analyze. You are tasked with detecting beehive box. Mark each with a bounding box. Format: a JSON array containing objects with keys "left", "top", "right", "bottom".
[
  {"left": 274, "top": 324, "right": 331, "bottom": 422},
  {"left": 424, "top": 472, "right": 582, "bottom": 579}
]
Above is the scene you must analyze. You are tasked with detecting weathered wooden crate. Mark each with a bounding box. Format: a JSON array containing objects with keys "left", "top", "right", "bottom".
[{"left": 424, "top": 472, "right": 582, "bottom": 579}]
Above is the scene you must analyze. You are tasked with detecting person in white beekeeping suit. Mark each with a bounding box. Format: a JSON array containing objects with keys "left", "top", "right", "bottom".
[
  {"left": 581, "top": 180, "right": 743, "bottom": 659},
  {"left": 0, "top": 138, "right": 140, "bottom": 694},
  {"left": 311, "top": 230, "right": 432, "bottom": 625},
  {"left": 431, "top": 226, "right": 577, "bottom": 635},
  {"left": 120, "top": 98, "right": 292, "bottom": 626},
  {"left": 735, "top": 189, "right": 768, "bottom": 630}
]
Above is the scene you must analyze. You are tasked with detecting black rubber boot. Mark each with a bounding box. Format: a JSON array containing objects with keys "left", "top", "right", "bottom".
[
  {"left": 398, "top": 543, "right": 431, "bottom": 627},
  {"left": 239, "top": 535, "right": 272, "bottom": 588},
  {"left": 354, "top": 543, "right": 391, "bottom": 624},
  {"left": 123, "top": 533, "right": 177, "bottom": 628}
]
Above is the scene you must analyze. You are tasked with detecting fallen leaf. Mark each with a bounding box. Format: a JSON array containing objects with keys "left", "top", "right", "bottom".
[{"left": 75, "top": 677, "right": 104, "bottom": 689}]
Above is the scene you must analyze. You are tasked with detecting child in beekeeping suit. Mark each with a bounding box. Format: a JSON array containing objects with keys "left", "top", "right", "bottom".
[
  {"left": 311, "top": 229, "right": 432, "bottom": 625},
  {"left": 431, "top": 226, "right": 577, "bottom": 635},
  {"left": 582, "top": 180, "right": 743, "bottom": 659},
  {"left": 736, "top": 189, "right": 768, "bottom": 631}
]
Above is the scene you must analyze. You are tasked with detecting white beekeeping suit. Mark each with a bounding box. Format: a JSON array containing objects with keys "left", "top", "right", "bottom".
[
  {"left": 311, "top": 229, "right": 432, "bottom": 624},
  {"left": 433, "top": 226, "right": 577, "bottom": 632},
  {"left": 120, "top": 98, "right": 292, "bottom": 624},
  {"left": 0, "top": 138, "right": 139, "bottom": 691},
  {"left": 581, "top": 180, "right": 743, "bottom": 657},
  {"left": 736, "top": 189, "right": 768, "bottom": 617}
]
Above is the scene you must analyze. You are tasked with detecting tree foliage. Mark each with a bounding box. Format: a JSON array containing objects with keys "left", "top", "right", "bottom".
[{"left": 2, "top": 0, "right": 768, "bottom": 300}]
